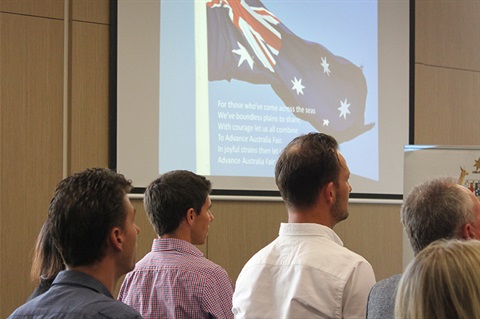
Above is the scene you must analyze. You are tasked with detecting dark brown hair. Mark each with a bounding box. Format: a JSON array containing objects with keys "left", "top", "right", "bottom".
[
  {"left": 48, "top": 168, "right": 132, "bottom": 266},
  {"left": 275, "top": 132, "right": 340, "bottom": 210}
]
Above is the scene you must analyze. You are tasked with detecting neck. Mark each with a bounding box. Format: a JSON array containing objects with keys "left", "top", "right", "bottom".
[
  {"left": 68, "top": 259, "right": 119, "bottom": 294},
  {"left": 160, "top": 222, "right": 192, "bottom": 243},
  {"left": 287, "top": 189, "right": 338, "bottom": 228},
  {"left": 287, "top": 199, "right": 335, "bottom": 228}
]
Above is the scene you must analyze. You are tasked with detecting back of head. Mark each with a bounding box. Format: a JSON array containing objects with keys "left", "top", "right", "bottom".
[
  {"left": 144, "top": 170, "right": 212, "bottom": 235},
  {"left": 48, "top": 168, "right": 132, "bottom": 267},
  {"left": 401, "top": 177, "right": 471, "bottom": 254},
  {"left": 31, "top": 220, "right": 64, "bottom": 282},
  {"left": 275, "top": 132, "right": 339, "bottom": 209},
  {"left": 395, "top": 239, "right": 480, "bottom": 319}
]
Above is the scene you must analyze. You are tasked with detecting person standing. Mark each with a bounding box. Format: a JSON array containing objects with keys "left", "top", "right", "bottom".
[
  {"left": 8, "top": 168, "right": 142, "bottom": 319},
  {"left": 232, "top": 132, "right": 376, "bottom": 319},
  {"left": 395, "top": 239, "right": 480, "bottom": 319},
  {"left": 118, "top": 170, "right": 234, "bottom": 319},
  {"left": 366, "top": 176, "right": 480, "bottom": 319}
]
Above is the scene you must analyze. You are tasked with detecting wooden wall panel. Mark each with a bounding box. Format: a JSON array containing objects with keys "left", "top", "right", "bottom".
[
  {"left": 70, "top": 21, "right": 109, "bottom": 173},
  {"left": 207, "top": 200, "right": 287, "bottom": 281},
  {"left": 0, "top": 0, "right": 63, "bottom": 19},
  {"left": 0, "top": 13, "right": 64, "bottom": 318},
  {"left": 72, "top": 0, "right": 109, "bottom": 24},
  {"left": 415, "top": 64, "right": 480, "bottom": 145},
  {"left": 415, "top": 0, "right": 480, "bottom": 71},
  {"left": 337, "top": 203, "right": 403, "bottom": 281}
]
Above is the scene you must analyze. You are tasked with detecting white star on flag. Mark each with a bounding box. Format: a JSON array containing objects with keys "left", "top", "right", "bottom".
[
  {"left": 291, "top": 77, "right": 305, "bottom": 95},
  {"left": 338, "top": 98, "right": 351, "bottom": 119},
  {"left": 323, "top": 119, "right": 330, "bottom": 126},
  {"left": 321, "top": 57, "right": 331, "bottom": 76},
  {"left": 232, "top": 42, "right": 254, "bottom": 69}
]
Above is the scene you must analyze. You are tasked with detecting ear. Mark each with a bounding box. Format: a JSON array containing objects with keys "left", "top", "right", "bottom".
[
  {"left": 110, "top": 227, "right": 124, "bottom": 252},
  {"left": 185, "top": 208, "right": 196, "bottom": 226},
  {"left": 462, "top": 223, "right": 478, "bottom": 240},
  {"left": 323, "top": 182, "right": 335, "bottom": 204}
]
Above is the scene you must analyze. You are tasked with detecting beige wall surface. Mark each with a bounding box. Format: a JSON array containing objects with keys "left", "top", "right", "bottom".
[
  {"left": 0, "top": 0, "right": 110, "bottom": 317},
  {"left": 414, "top": 0, "right": 480, "bottom": 146},
  {"left": 1, "top": 0, "right": 479, "bottom": 317},
  {"left": 1, "top": 8, "right": 64, "bottom": 316}
]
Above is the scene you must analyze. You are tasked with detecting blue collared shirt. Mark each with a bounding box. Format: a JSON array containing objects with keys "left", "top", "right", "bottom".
[{"left": 8, "top": 270, "right": 143, "bottom": 319}]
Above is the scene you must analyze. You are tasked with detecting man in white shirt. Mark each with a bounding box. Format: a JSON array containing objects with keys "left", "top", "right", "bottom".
[{"left": 232, "top": 132, "right": 376, "bottom": 319}]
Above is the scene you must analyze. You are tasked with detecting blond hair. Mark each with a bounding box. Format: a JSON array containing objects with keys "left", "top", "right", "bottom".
[{"left": 395, "top": 239, "right": 480, "bottom": 319}]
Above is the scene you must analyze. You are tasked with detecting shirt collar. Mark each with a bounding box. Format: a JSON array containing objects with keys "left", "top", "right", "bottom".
[
  {"left": 52, "top": 270, "right": 113, "bottom": 298},
  {"left": 152, "top": 237, "right": 204, "bottom": 257},
  {"left": 279, "top": 222, "right": 344, "bottom": 246}
]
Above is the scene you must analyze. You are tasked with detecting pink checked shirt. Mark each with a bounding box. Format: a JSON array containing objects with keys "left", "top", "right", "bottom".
[{"left": 118, "top": 238, "right": 234, "bottom": 319}]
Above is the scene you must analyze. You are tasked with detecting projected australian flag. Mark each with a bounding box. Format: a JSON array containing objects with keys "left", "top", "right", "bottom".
[{"left": 206, "top": 0, "right": 375, "bottom": 143}]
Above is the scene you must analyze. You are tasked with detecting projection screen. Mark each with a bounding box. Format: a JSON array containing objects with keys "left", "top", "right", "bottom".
[{"left": 113, "top": 0, "right": 412, "bottom": 200}]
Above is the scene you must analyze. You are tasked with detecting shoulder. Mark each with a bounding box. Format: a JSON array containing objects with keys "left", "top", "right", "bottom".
[
  {"left": 315, "top": 241, "right": 374, "bottom": 276},
  {"left": 183, "top": 258, "right": 234, "bottom": 294},
  {"left": 8, "top": 302, "right": 34, "bottom": 318},
  {"left": 366, "top": 274, "right": 402, "bottom": 319},
  {"left": 370, "top": 274, "right": 402, "bottom": 294},
  {"left": 12, "top": 285, "right": 142, "bottom": 319},
  {"left": 198, "top": 258, "right": 232, "bottom": 283},
  {"left": 27, "top": 280, "right": 51, "bottom": 301},
  {"left": 96, "top": 299, "right": 143, "bottom": 319},
  {"left": 8, "top": 298, "right": 141, "bottom": 319}
]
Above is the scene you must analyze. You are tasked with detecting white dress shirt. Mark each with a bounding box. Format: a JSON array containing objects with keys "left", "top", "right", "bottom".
[{"left": 232, "top": 223, "right": 376, "bottom": 319}]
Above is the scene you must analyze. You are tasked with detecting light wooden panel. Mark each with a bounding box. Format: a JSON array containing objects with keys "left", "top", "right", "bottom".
[
  {"left": 336, "top": 203, "right": 403, "bottom": 281},
  {"left": 70, "top": 20, "right": 109, "bottom": 173},
  {"left": 0, "top": 0, "right": 63, "bottom": 19},
  {"left": 72, "top": 0, "right": 109, "bottom": 24},
  {"left": 207, "top": 200, "right": 287, "bottom": 282},
  {"left": 415, "top": 64, "right": 480, "bottom": 145},
  {"left": 0, "top": 13, "right": 64, "bottom": 318},
  {"left": 415, "top": 0, "right": 480, "bottom": 71}
]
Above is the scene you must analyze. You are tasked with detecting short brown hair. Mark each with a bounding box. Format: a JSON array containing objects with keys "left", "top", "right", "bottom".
[{"left": 275, "top": 133, "right": 339, "bottom": 210}]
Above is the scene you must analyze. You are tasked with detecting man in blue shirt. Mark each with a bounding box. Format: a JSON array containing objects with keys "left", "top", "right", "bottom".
[{"left": 8, "top": 168, "right": 142, "bottom": 319}]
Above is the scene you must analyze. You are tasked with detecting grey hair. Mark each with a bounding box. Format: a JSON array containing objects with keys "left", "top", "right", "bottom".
[{"left": 401, "top": 176, "right": 473, "bottom": 254}]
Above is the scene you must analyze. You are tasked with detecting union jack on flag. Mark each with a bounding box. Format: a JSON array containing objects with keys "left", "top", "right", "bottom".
[
  {"left": 207, "top": 0, "right": 281, "bottom": 72},
  {"left": 207, "top": 0, "right": 375, "bottom": 143}
]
